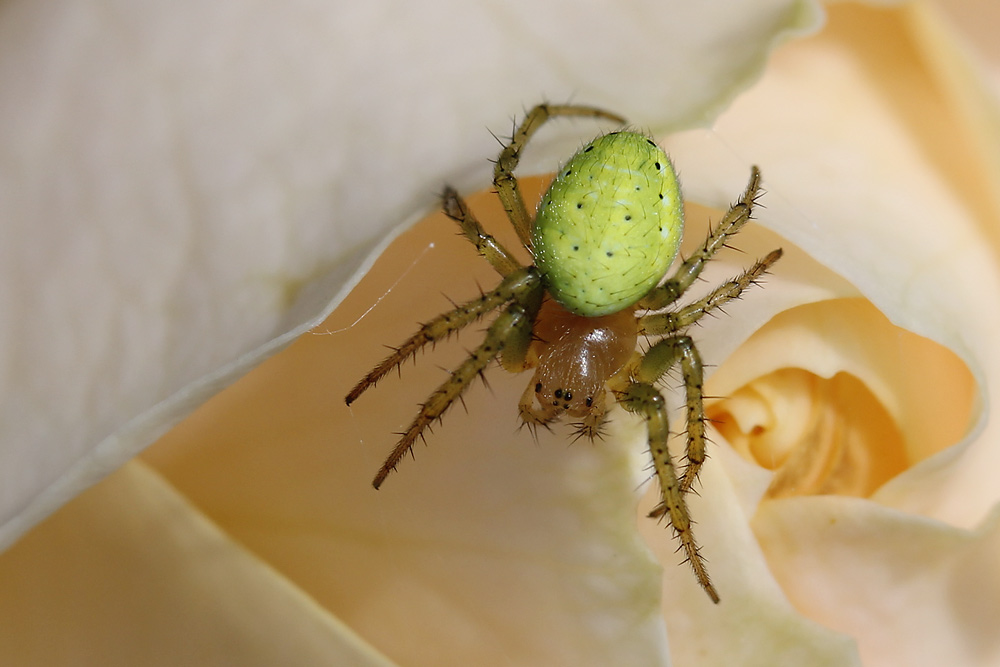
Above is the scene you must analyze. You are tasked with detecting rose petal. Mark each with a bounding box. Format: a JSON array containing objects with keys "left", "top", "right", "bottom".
[
  {"left": 707, "top": 299, "right": 976, "bottom": 499},
  {"left": 0, "top": 461, "right": 392, "bottom": 665},
  {"left": 911, "top": 0, "right": 1000, "bottom": 236},
  {"left": 754, "top": 498, "right": 1000, "bottom": 666}
]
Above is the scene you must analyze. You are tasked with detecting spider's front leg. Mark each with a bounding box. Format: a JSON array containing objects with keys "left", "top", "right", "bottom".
[
  {"left": 494, "top": 103, "right": 625, "bottom": 248},
  {"left": 638, "top": 249, "right": 783, "bottom": 337},
  {"left": 441, "top": 186, "right": 522, "bottom": 277},
  {"left": 616, "top": 378, "right": 719, "bottom": 604}
]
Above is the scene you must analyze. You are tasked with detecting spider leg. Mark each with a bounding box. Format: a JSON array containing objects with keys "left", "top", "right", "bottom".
[
  {"left": 494, "top": 103, "right": 626, "bottom": 248},
  {"left": 638, "top": 248, "right": 782, "bottom": 336},
  {"left": 442, "top": 185, "right": 523, "bottom": 276},
  {"left": 373, "top": 286, "right": 542, "bottom": 488},
  {"left": 345, "top": 267, "right": 538, "bottom": 405},
  {"left": 635, "top": 335, "right": 707, "bottom": 493},
  {"left": 498, "top": 278, "right": 543, "bottom": 374},
  {"left": 640, "top": 166, "right": 765, "bottom": 311},
  {"left": 617, "top": 380, "right": 720, "bottom": 603}
]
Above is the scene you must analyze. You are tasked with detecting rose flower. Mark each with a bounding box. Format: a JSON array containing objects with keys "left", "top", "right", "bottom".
[{"left": 1, "top": 1, "right": 998, "bottom": 665}]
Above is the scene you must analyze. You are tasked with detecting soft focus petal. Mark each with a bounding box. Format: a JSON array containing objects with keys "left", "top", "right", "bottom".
[
  {"left": 754, "top": 500, "right": 1000, "bottom": 666},
  {"left": 0, "top": 0, "right": 823, "bottom": 554},
  {"left": 914, "top": 1, "right": 1000, "bottom": 242},
  {"left": 0, "top": 461, "right": 393, "bottom": 665},
  {"left": 710, "top": 299, "right": 975, "bottom": 500}
]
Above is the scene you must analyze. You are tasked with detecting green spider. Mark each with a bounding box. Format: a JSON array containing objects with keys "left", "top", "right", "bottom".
[{"left": 346, "top": 103, "right": 782, "bottom": 603}]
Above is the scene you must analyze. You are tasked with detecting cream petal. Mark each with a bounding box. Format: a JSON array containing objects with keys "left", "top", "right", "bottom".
[
  {"left": 754, "top": 498, "right": 1000, "bottom": 666},
  {"left": 707, "top": 299, "right": 975, "bottom": 495},
  {"left": 640, "top": 451, "right": 862, "bottom": 666},
  {"left": 0, "top": 461, "right": 392, "bottom": 665},
  {"left": 911, "top": 1, "right": 1000, "bottom": 238}
]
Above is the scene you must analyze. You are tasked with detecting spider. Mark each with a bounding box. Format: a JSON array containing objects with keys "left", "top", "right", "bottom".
[{"left": 345, "top": 103, "right": 782, "bottom": 603}]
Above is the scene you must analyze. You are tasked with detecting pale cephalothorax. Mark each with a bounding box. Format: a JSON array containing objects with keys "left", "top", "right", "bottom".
[{"left": 346, "top": 104, "right": 782, "bottom": 603}]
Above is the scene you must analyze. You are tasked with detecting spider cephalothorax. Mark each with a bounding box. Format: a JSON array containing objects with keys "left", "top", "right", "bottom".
[{"left": 345, "top": 104, "right": 782, "bottom": 603}]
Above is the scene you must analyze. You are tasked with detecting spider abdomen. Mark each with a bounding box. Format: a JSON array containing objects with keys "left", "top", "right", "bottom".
[
  {"left": 530, "top": 300, "right": 637, "bottom": 416},
  {"left": 532, "top": 131, "right": 684, "bottom": 317}
]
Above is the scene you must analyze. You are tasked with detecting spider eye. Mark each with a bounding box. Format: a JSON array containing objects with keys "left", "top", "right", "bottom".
[
  {"left": 554, "top": 388, "right": 563, "bottom": 399},
  {"left": 564, "top": 391, "right": 572, "bottom": 401}
]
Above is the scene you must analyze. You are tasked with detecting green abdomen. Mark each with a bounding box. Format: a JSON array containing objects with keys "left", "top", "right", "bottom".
[{"left": 531, "top": 132, "right": 684, "bottom": 317}]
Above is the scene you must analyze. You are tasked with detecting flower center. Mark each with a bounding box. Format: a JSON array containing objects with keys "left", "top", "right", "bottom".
[
  {"left": 709, "top": 368, "right": 908, "bottom": 498},
  {"left": 705, "top": 299, "right": 976, "bottom": 501}
]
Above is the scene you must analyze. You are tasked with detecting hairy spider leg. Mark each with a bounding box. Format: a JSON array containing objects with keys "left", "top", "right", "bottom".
[
  {"left": 616, "top": 379, "right": 720, "bottom": 604},
  {"left": 639, "top": 166, "right": 764, "bottom": 311},
  {"left": 634, "top": 335, "right": 706, "bottom": 508},
  {"left": 639, "top": 249, "right": 783, "bottom": 334},
  {"left": 494, "top": 104, "right": 626, "bottom": 248},
  {"left": 345, "top": 267, "right": 539, "bottom": 405},
  {"left": 441, "top": 185, "right": 523, "bottom": 277},
  {"left": 371, "top": 274, "right": 543, "bottom": 488},
  {"left": 638, "top": 249, "right": 782, "bottom": 491}
]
